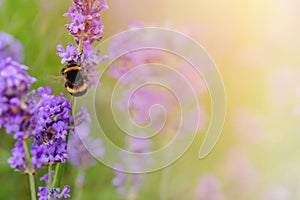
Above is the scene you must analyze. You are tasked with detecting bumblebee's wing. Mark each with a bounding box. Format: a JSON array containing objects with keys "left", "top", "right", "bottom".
[{"left": 48, "top": 74, "right": 65, "bottom": 84}]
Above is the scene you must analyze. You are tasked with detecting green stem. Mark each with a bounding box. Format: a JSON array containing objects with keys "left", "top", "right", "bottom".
[
  {"left": 127, "top": 190, "right": 136, "bottom": 200},
  {"left": 23, "top": 140, "right": 32, "bottom": 172},
  {"left": 127, "top": 173, "right": 137, "bottom": 200},
  {"left": 48, "top": 163, "right": 52, "bottom": 191},
  {"left": 29, "top": 174, "right": 37, "bottom": 200},
  {"left": 51, "top": 163, "right": 65, "bottom": 188},
  {"left": 77, "top": 31, "right": 85, "bottom": 54},
  {"left": 23, "top": 140, "right": 36, "bottom": 200},
  {"left": 74, "top": 169, "right": 86, "bottom": 200},
  {"left": 159, "top": 167, "right": 170, "bottom": 200},
  {"left": 51, "top": 127, "right": 71, "bottom": 189},
  {"left": 159, "top": 143, "right": 172, "bottom": 200}
]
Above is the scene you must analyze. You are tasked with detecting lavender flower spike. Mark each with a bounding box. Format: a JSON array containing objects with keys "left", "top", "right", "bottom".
[
  {"left": 7, "top": 86, "right": 73, "bottom": 173},
  {"left": 57, "top": 0, "right": 108, "bottom": 90},
  {"left": 29, "top": 87, "right": 73, "bottom": 169},
  {"left": 64, "top": 0, "right": 108, "bottom": 46}
]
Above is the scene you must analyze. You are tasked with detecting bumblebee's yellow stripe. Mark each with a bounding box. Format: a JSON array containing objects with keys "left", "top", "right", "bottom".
[
  {"left": 66, "top": 83, "right": 87, "bottom": 93},
  {"left": 63, "top": 66, "right": 81, "bottom": 73}
]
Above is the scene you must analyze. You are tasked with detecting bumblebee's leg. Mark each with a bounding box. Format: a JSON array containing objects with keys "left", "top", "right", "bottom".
[{"left": 64, "top": 81, "right": 70, "bottom": 88}]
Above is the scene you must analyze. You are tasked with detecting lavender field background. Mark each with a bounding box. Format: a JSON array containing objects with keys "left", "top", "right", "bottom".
[{"left": 1, "top": 0, "right": 300, "bottom": 199}]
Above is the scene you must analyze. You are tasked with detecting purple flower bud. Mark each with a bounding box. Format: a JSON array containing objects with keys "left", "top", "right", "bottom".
[{"left": 39, "top": 171, "right": 54, "bottom": 185}]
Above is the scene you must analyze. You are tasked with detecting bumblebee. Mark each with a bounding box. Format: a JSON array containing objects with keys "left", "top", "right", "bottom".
[{"left": 61, "top": 60, "right": 88, "bottom": 97}]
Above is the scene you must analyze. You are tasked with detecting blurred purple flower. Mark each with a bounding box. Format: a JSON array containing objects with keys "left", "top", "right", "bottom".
[
  {"left": 112, "top": 135, "right": 152, "bottom": 197},
  {"left": 115, "top": 86, "right": 175, "bottom": 126},
  {"left": 260, "top": 185, "right": 292, "bottom": 200},
  {"left": 112, "top": 164, "right": 127, "bottom": 196},
  {"left": 109, "top": 64, "right": 131, "bottom": 84},
  {"left": 0, "top": 31, "right": 23, "bottom": 62},
  {"left": 68, "top": 121, "right": 104, "bottom": 169},
  {"left": 74, "top": 105, "right": 91, "bottom": 124},
  {"left": 127, "top": 136, "right": 152, "bottom": 154},
  {"left": 195, "top": 175, "right": 225, "bottom": 200},
  {"left": 223, "top": 149, "right": 259, "bottom": 194},
  {"left": 112, "top": 163, "right": 144, "bottom": 197},
  {"left": 0, "top": 57, "right": 35, "bottom": 132},
  {"left": 0, "top": 57, "right": 35, "bottom": 98},
  {"left": 232, "top": 109, "right": 267, "bottom": 144},
  {"left": 109, "top": 24, "right": 208, "bottom": 134},
  {"left": 109, "top": 23, "right": 163, "bottom": 67}
]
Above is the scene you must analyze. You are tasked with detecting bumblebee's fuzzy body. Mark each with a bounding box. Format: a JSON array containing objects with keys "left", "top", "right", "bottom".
[{"left": 61, "top": 61, "right": 87, "bottom": 97}]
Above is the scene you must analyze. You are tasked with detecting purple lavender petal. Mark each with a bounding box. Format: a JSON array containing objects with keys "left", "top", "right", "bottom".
[
  {"left": 49, "top": 186, "right": 71, "bottom": 199},
  {"left": 57, "top": 185, "right": 71, "bottom": 198},
  {"left": 57, "top": 44, "right": 78, "bottom": 64},
  {"left": 37, "top": 186, "right": 48, "bottom": 200}
]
